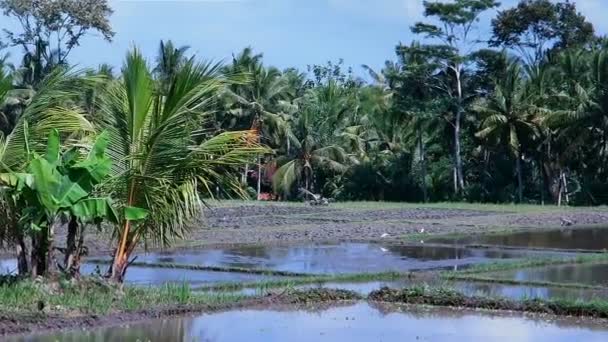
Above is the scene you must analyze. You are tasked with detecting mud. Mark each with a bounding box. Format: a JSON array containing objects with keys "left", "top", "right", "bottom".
[{"left": 3, "top": 203, "right": 608, "bottom": 258}]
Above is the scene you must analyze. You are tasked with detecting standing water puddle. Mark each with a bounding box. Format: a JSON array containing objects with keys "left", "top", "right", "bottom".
[
  {"left": 429, "top": 226, "right": 608, "bottom": 251},
  {"left": 134, "top": 243, "right": 546, "bottom": 274},
  {"left": 0, "top": 259, "right": 278, "bottom": 286},
  {"left": 487, "top": 263, "right": 608, "bottom": 287},
  {"left": 13, "top": 302, "right": 608, "bottom": 341}
]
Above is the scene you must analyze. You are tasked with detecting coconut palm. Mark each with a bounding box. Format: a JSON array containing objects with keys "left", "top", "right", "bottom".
[
  {"left": 223, "top": 49, "right": 292, "bottom": 198},
  {"left": 475, "top": 60, "right": 539, "bottom": 203},
  {"left": 154, "top": 40, "right": 190, "bottom": 94},
  {"left": 98, "top": 49, "right": 263, "bottom": 282},
  {"left": 272, "top": 106, "right": 349, "bottom": 197}
]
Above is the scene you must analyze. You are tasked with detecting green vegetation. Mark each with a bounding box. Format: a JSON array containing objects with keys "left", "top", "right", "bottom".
[
  {"left": 368, "top": 286, "right": 608, "bottom": 319},
  {"left": 196, "top": 271, "right": 408, "bottom": 292},
  {"left": 0, "top": 279, "right": 245, "bottom": 315},
  {"left": 0, "top": 0, "right": 606, "bottom": 290}
]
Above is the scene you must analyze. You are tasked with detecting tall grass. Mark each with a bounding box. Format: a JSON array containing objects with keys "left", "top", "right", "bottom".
[{"left": 0, "top": 280, "right": 245, "bottom": 315}]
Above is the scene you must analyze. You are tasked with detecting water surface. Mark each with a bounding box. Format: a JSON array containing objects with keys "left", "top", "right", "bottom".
[
  {"left": 487, "top": 263, "right": 608, "bottom": 287},
  {"left": 133, "top": 243, "right": 541, "bottom": 274},
  {"left": 15, "top": 302, "right": 608, "bottom": 341},
  {"left": 0, "top": 259, "right": 277, "bottom": 286},
  {"left": 429, "top": 227, "right": 608, "bottom": 251}
]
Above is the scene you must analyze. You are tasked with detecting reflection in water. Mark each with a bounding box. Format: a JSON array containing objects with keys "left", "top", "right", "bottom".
[
  {"left": 135, "top": 243, "right": 533, "bottom": 274},
  {"left": 489, "top": 263, "right": 608, "bottom": 286},
  {"left": 452, "top": 281, "right": 608, "bottom": 301},
  {"left": 430, "top": 227, "right": 608, "bottom": 251},
  {"left": 295, "top": 279, "right": 608, "bottom": 301},
  {"left": 0, "top": 259, "right": 279, "bottom": 286},
  {"left": 15, "top": 302, "right": 608, "bottom": 342}
]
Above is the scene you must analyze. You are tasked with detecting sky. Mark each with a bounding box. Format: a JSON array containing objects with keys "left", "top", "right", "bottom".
[{"left": 2, "top": 0, "right": 608, "bottom": 76}]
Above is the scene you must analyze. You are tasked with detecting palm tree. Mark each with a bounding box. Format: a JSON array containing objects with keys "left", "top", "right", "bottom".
[
  {"left": 272, "top": 106, "right": 349, "bottom": 198},
  {"left": 475, "top": 60, "right": 539, "bottom": 203},
  {"left": 154, "top": 40, "right": 190, "bottom": 94},
  {"left": 0, "top": 58, "right": 12, "bottom": 131},
  {"left": 223, "top": 48, "right": 292, "bottom": 198},
  {"left": 98, "top": 49, "right": 263, "bottom": 282}
]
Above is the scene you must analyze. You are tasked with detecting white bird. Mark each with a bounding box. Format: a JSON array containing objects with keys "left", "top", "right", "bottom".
[
  {"left": 380, "top": 247, "right": 388, "bottom": 253},
  {"left": 380, "top": 233, "right": 389, "bottom": 238},
  {"left": 419, "top": 228, "right": 425, "bottom": 233}
]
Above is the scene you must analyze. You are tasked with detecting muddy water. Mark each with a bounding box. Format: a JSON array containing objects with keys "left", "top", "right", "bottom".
[
  {"left": 134, "top": 243, "right": 538, "bottom": 274},
  {"left": 15, "top": 302, "right": 608, "bottom": 341},
  {"left": 489, "top": 263, "right": 608, "bottom": 287},
  {"left": 430, "top": 227, "right": 608, "bottom": 251}
]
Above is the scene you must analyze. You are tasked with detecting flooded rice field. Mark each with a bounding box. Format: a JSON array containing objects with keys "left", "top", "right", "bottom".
[
  {"left": 131, "top": 242, "right": 551, "bottom": 274},
  {"left": 13, "top": 302, "right": 608, "bottom": 342},
  {"left": 293, "top": 280, "right": 608, "bottom": 301},
  {"left": 429, "top": 226, "right": 608, "bottom": 251},
  {"left": 0, "top": 259, "right": 280, "bottom": 286},
  {"left": 487, "top": 263, "right": 608, "bottom": 287},
  {"left": 4, "top": 203, "right": 608, "bottom": 340}
]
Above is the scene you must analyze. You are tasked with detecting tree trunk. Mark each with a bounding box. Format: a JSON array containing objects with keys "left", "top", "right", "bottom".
[
  {"left": 516, "top": 154, "right": 523, "bottom": 203},
  {"left": 557, "top": 169, "right": 563, "bottom": 206},
  {"left": 454, "top": 66, "right": 465, "bottom": 194},
  {"left": 242, "top": 163, "right": 249, "bottom": 185},
  {"left": 418, "top": 129, "right": 428, "bottom": 202},
  {"left": 538, "top": 158, "right": 545, "bottom": 205},
  {"left": 15, "top": 230, "right": 28, "bottom": 275},
  {"left": 46, "top": 217, "right": 59, "bottom": 275},
  {"left": 30, "top": 228, "right": 49, "bottom": 278},
  {"left": 452, "top": 166, "right": 458, "bottom": 195},
  {"left": 562, "top": 171, "right": 570, "bottom": 204},
  {"left": 257, "top": 157, "right": 262, "bottom": 200},
  {"left": 64, "top": 216, "right": 85, "bottom": 277}
]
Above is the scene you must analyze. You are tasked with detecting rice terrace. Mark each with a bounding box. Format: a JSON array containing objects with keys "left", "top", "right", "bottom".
[{"left": 2, "top": 0, "right": 608, "bottom": 341}]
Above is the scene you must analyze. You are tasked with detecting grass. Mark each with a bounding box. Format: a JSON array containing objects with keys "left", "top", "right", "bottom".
[
  {"left": 0, "top": 278, "right": 246, "bottom": 316},
  {"left": 207, "top": 199, "right": 608, "bottom": 213},
  {"left": 369, "top": 286, "right": 608, "bottom": 318},
  {"left": 195, "top": 271, "right": 409, "bottom": 292}
]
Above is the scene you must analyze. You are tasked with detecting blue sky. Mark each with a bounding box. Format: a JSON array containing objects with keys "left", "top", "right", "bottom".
[{"left": 2, "top": 0, "right": 607, "bottom": 76}]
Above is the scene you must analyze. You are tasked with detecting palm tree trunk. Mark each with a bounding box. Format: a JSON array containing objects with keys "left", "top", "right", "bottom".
[
  {"left": 454, "top": 66, "right": 465, "bottom": 194},
  {"left": 418, "top": 129, "right": 428, "bottom": 202},
  {"left": 242, "top": 163, "right": 249, "bottom": 185},
  {"left": 538, "top": 158, "right": 545, "bottom": 205},
  {"left": 257, "top": 157, "right": 262, "bottom": 200},
  {"left": 516, "top": 154, "right": 523, "bottom": 203},
  {"left": 110, "top": 220, "right": 131, "bottom": 282},
  {"left": 557, "top": 169, "right": 563, "bottom": 206},
  {"left": 562, "top": 171, "right": 570, "bottom": 204}
]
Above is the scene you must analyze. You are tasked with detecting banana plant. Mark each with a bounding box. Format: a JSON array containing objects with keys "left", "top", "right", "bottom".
[{"left": 0, "top": 129, "right": 146, "bottom": 277}]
